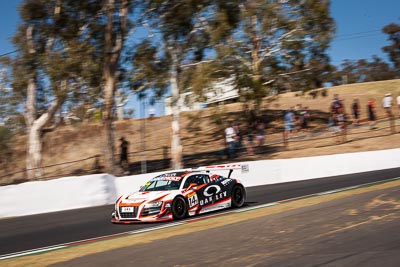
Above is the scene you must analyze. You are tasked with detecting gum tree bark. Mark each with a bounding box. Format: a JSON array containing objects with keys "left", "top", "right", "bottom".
[
  {"left": 102, "top": 0, "right": 129, "bottom": 174},
  {"left": 169, "top": 49, "right": 183, "bottom": 169}
]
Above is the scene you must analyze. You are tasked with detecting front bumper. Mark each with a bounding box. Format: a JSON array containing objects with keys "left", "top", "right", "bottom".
[{"left": 111, "top": 210, "right": 173, "bottom": 224}]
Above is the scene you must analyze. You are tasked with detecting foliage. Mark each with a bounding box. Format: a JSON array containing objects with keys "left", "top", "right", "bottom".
[
  {"left": 11, "top": 0, "right": 104, "bottom": 124},
  {"left": 328, "top": 56, "right": 399, "bottom": 85},
  {"left": 382, "top": 23, "right": 400, "bottom": 70},
  {"left": 207, "top": 0, "right": 335, "bottom": 112},
  {"left": 8, "top": 0, "right": 400, "bottom": 176},
  {"left": 129, "top": 40, "right": 170, "bottom": 99},
  {"left": 9, "top": 0, "right": 117, "bottom": 178},
  {"left": 0, "top": 60, "right": 21, "bottom": 131}
]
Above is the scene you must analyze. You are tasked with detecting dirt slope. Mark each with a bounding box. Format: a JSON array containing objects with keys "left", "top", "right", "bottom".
[{"left": 2, "top": 79, "right": 400, "bottom": 185}]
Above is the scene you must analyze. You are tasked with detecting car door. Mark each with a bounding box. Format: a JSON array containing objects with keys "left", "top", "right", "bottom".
[
  {"left": 181, "top": 174, "right": 209, "bottom": 209},
  {"left": 186, "top": 174, "right": 229, "bottom": 208}
]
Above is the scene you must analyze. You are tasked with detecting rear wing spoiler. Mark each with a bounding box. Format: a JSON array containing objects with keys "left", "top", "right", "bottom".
[{"left": 190, "top": 164, "right": 249, "bottom": 178}]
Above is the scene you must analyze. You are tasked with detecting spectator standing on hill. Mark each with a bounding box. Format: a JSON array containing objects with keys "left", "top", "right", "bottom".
[
  {"left": 367, "top": 98, "right": 377, "bottom": 129},
  {"left": 382, "top": 93, "right": 393, "bottom": 117},
  {"left": 352, "top": 98, "right": 360, "bottom": 126},
  {"left": 225, "top": 121, "right": 237, "bottom": 159},
  {"left": 330, "top": 94, "right": 344, "bottom": 115},
  {"left": 383, "top": 93, "right": 396, "bottom": 133},
  {"left": 119, "top": 136, "right": 129, "bottom": 173},
  {"left": 283, "top": 108, "right": 295, "bottom": 145},
  {"left": 299, "top": 106, "right": 310, "bottom": 135},
  {"left": 233, "top": 122, "right": 244, "bottom": 154},
  {"left": 397, "top": 94, "right": 400, "bottom": 117},
  {"left": 329, "top": 94, "right": 346, "bottom": 140},
  {"left": 148, "top": 107, "right": 156, "bottom": 118}
]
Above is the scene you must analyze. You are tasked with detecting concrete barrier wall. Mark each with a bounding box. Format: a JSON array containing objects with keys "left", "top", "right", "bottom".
[
  {"left": 235, "top": 148, "right": 400, "bottom": 187},
  {"left": 1, "top": 148, "right": 399, "bottom": 218},
  {"left": 0, "top": 174, "right": 116, "bottom": 218}
]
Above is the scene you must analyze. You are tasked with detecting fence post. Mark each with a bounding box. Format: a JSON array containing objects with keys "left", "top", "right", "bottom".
[
  {"left": 283, "top": 131, "right": 288, "bottom": 149},
  {"left": 163, "top": 146, "right": 169, "bottom": 168},
  {"left": 341, "top": 120, "right": 347, "bottom": 143},
  {"left": 93, "top": 154, "right": 102, "bottom": 173},
  {"left": 390, "top": 114, "right": 396, "bottom": 134}
]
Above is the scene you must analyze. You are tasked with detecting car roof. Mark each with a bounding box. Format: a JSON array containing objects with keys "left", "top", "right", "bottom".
[{"left": 155, "top": 171, "right": 212, "bottom": 178}]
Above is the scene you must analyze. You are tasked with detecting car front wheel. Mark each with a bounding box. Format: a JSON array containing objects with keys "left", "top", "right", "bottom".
[{"left": 171, "top": 196, "right": 188, "bottom": 220}]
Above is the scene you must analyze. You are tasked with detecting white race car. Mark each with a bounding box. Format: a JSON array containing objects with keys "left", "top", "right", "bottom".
[{"left": 111, "top": 165, "right": 246, "bottom": 223}]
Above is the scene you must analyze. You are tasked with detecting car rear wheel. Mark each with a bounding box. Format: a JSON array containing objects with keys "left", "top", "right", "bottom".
[
  {"left": 172, "top": 196, "right": 187, "bottom": 220},
  {"left": 231, "top": 185, "right": 246, "bottom": 208}
]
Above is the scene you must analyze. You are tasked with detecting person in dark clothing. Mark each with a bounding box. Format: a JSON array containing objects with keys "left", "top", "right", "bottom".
[
  {"left": 367, "top": 98, "right": 377, "bottom": 129},
  {"left": 352, "top": 98, "right": 360, "bottom": 126},
  {"left": 119, "top": 136, "right": 129, "bottom": 172},
  {"left": 299, "top": 106, "right": 310, "bottom": 135}
]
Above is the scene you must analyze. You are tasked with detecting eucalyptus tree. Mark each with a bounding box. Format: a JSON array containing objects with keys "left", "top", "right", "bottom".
[
  {"left": 10, "top": 0, "right": 139, "bottom": 178},
  {"left": 328, "top": 57, "right": 397, "bottom": 85},
  {"left": 138, "top": 0, "right": 227, "bottom": 169},
  {"left": 11, "top": 0, "right": 103, "bottom": 179},
  {"left": 383, "top": 23, "right": 400, "bottom": 70},
  {"left": 100, "top": 0, "right": 137, "bottom": 174},
  {"left": 213, "top": 0, "right": 335, "bottom": 112}
]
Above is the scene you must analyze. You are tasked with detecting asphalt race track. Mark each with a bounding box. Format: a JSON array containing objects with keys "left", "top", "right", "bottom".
[
  {"left": 53, "top": 180, "right": 400, "bottom": 267},
  {"left": 1, "top": 167, "right": 400, "bottom": 256}
]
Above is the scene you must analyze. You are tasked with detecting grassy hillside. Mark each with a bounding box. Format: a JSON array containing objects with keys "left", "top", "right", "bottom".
[{"left": 2, "top": 79, "right": 400, "bottom": 185}]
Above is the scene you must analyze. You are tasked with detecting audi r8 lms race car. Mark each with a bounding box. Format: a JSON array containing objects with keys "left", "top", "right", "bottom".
[{"left": 111, "top": 165, "right": 247, "bottom": 223}]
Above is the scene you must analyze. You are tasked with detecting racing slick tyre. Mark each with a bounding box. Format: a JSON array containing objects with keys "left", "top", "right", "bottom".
[
  {"left": 231, "top": 185, "right": 246, "bottom": 208},
  {"left": 171, "top": 196, "right": 188, "bottom": 220}
]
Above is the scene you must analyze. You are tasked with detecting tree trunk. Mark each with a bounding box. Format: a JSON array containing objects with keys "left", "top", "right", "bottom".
[
  {"left": 101, "top": 0, "right": 128, "bottom": 174},
  {"left": 25, "top": 77, "right": 46, "bottom": 180},
  {"left": 25, "top": 76, "right": 35, "bottom": 176},
  {"left": 26, "top": 125, "right": 43, "bottom": 179},
  {"left": 170, "top": 51, "right": 183, "bottom": 170},
  {"left": 25, "top": 78, "right": 64, "bottom": 179},
  {"left": 102, "top": 75, "right": 116, "bottom": 174}
]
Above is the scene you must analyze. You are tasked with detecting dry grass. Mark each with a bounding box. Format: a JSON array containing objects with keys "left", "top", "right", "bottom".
[{"left": 1, "top": 79, "right": 400, "bottom": 185}]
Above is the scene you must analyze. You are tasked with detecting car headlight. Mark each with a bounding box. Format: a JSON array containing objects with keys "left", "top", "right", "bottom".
[
  {"left": 142, "top": 201, "right": 163, "bottom": 216},
  {"left": 144, "top": 201, "right": 163, "bottom": 208}
]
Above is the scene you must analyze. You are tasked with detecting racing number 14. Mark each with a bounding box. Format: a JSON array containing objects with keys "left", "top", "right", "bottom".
[{"left": 188, "top": 193, "right": 199, "bottom": 208}]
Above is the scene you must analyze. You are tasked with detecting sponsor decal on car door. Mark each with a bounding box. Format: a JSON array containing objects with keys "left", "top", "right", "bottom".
[{"left": 198, "top": 183, "right": 228, "bottom": 206}]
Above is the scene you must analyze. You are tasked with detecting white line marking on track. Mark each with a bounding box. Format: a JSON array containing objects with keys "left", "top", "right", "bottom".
[
  {"left": 0, "top": 246, "right": 66, "bottom": 260},
  {"left": 127, "top": 222, "right": 185, "bottom": 235},
  {"left": 235, "top": 202, "right": 278, "bottom": 212}
]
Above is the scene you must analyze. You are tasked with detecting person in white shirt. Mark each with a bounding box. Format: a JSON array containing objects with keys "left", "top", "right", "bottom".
[
  {"left": 382, "top": 93, "right": 393, "bottom": 117},
  {"left": 225, "top": 122, "right": 237, "bottom": 159},
  {"left": 397, "top": 95, "right": 400, "bottom": 117}
]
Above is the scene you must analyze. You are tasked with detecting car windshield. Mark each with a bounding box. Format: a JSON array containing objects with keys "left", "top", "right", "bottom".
[{"left": 139, "top": 172, "right": 185, "bottom": 192}]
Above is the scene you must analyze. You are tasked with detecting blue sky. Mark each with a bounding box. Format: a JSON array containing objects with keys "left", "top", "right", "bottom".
[
  {"left": 2, "top": 1, "right": 399, "bottom": 64},
  {"left": 1, "top": 1, "right": 399, "bottom": 117},
  {"left": 329, "top": 0, "right": 400, "bottom": 64}
]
